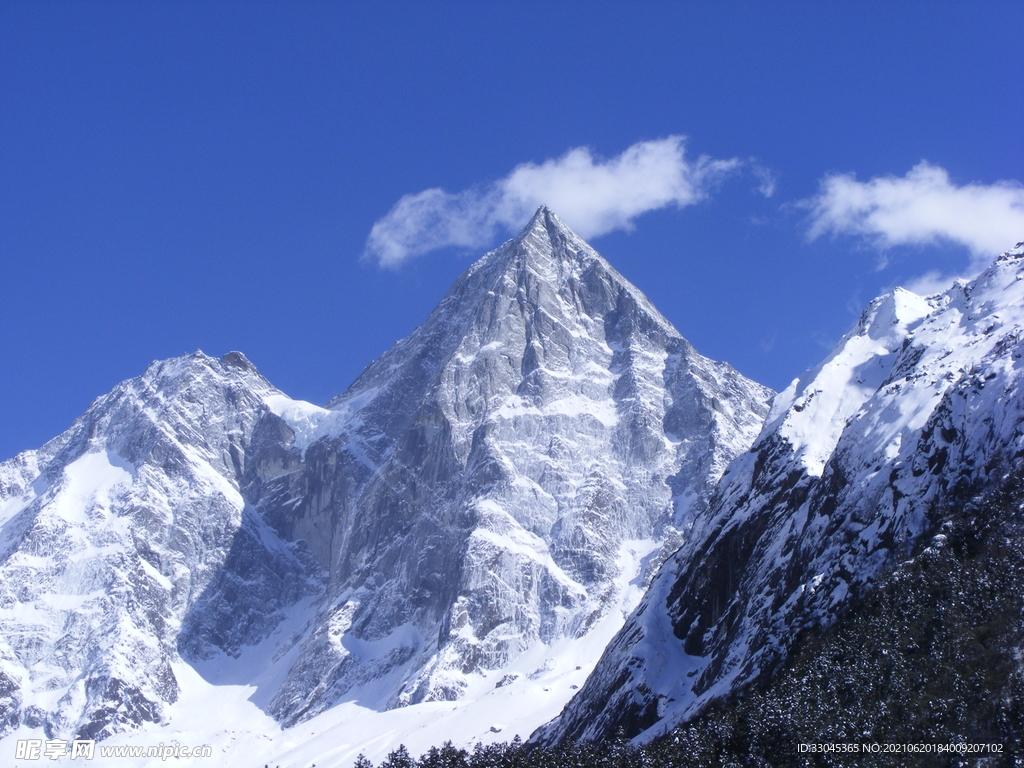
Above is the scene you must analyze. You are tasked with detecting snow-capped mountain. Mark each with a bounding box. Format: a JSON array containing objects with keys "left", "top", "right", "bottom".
[
  {"left": 260, "top": 207, "right": 772, "bottom": 727},
  {"left": 0, "top": 352, "right": 318, "bottom": 741},
  {"left": 0, "top": 207, "right": 773, "bottom": 756},
  {"left": 535, "top": 242, "right": 1024, "bottom": 745}
]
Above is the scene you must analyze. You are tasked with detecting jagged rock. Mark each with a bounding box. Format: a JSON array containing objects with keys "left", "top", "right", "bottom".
[
  {"left": 0, "top": 208, "right": 773, "bottom": 742},
  {"left": 263, "top": 207, "right": 773, "bottom": 723},
  {"left": 0, "top": 353, "right": 320, "bottom": 739},
  {"left": 535, "top": 242, "right": 1024, "bottom": 746}
]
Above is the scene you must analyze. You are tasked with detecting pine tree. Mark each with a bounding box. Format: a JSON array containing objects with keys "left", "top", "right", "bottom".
[
  {"left": 380, "top": 744, "right": 416, "bottom": 768},
  {"left": 420, "top": 741, "right": 469, "bottom": 768}
]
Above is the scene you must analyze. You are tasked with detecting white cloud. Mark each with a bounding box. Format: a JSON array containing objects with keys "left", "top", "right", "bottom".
[
  {"left": 365, "top": 137, "right": 740, "bottom": 268},
  {"left": 805, "top": 162, "right": 1024, "bottom": 276},
  {"left": 902, "top": 270, "right": 962, "bottom": 297},
  {"left": 751, "top": 162, "right": 776, "bottom": 198}
]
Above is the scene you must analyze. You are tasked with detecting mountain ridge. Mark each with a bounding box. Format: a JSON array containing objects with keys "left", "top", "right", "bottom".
[
  {"left": 260, "top": 206, "right": 773, "bottom": 722},
  {"left": 534, "top": 241, "right": 1024, "bottom": 746},
  {"left": 0, "top": 209, "right": 774, "bottom": 756}
]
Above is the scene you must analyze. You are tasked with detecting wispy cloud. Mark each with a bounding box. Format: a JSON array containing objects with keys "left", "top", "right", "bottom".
[
  {"left": 751, "top": 162, "right": 776, "bottom": 198},
  {"left": 902, "top": 270, "right": 966, "bottom": 297},
  {"left": 804, "top": 161, "right": 1024, "bottom": 289},
  {"left": 365, "top": 137, "right": 740, "bottom": 268}
]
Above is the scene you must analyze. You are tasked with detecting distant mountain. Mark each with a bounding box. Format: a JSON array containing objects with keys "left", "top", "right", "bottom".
[
  {"left": 0, "top": 352, "right": 315, "bottom": 741},
  {"left": 536, "top": 242, "right": 1024, "bottom": 748},
  {"left": 0, "top": 207, "right": 773, "bottom": 749}
]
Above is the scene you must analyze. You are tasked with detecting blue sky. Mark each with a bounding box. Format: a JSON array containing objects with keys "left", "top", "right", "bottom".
[{"left": 2, "top": 1, "right": 1022, "bottom": 460}]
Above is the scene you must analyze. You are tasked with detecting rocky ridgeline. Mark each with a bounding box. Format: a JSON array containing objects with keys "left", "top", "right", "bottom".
[
  {"left": 0, "top": 208, "right": 773, "bottom": 741},
  {"left": 537, "top": 243, "right": 1024, "bottom": 747}
]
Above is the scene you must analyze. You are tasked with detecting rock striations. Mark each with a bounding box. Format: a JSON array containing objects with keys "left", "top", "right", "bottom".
[
  {"left": 534, "top": 242, "right": 1024, "bottom": 746},
  {"left": 259, "top": 207, "right": 773, "bottom": 724},
  {"left": 0, "top": 208, "right": 773, "bottom": 743}
]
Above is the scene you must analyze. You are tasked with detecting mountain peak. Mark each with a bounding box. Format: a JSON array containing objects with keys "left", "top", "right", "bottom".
[
  {"left": 134, "top": 350, "right": 273, "bottom": 398},
  {"left": 0, "top": 199, "right": 776, "bottom": 752},
  {"left": 494, "top": 206, "right": 594, "bottom": 272},
  {"left": 483, "top": 207, "right": 589, "bottom": 268},
  {"left": 520, "top": 205, "right": 564, "bottom": 238},
  {"left": 522, "top": 204, "right": 555, "bottom": 233},
  {"left": 329, "top": 206, "right": 676, "bottom": 415},
  {"left": 528, "top": 203, "right": 553, "bottom": 222},
  {"left": 538, "top": 242, "right": 1024, "bottom": 748}
]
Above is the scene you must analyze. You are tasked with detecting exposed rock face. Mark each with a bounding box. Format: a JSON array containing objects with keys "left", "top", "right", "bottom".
[
  {"left": 0, "top": 208, "right": 773, "bottom": 740},
  {"left": 535, "top": 242, "right": 1024, "bottom": 746},
  {"left": 261, "top": 207, "right": 773, "bottom": 723}
]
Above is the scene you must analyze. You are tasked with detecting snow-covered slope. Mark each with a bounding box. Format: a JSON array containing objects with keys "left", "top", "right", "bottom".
[
  {"left": 536, "top": 242, "right": 1024, "bottom": 745},
  {"left": 0, "top": 352, "right": 319, "bottom": 741},
  {"left": 0, "top": 208, "right": 773, "bottom": 760}
]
